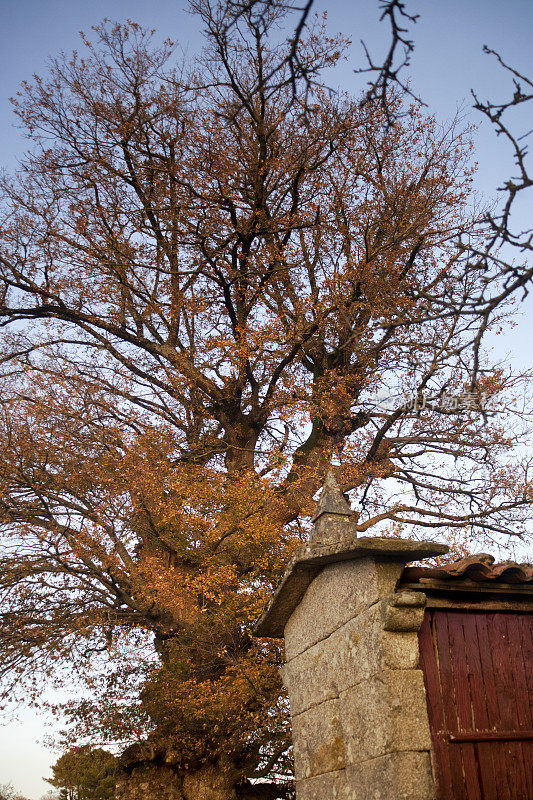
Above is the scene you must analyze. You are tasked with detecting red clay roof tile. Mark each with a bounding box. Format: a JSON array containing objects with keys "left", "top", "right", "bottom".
[{"left": 402, "top": 553, "right": 533, "bottom": 585}]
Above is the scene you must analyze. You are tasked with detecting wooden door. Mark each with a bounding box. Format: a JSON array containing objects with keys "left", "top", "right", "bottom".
[{"left": 418, "top": 609, "right": 533, "bottom": 800}]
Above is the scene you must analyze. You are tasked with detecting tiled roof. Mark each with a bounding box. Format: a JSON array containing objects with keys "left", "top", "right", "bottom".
[{"left": 402, "top": 553, "right": 533, "bottom": 585}]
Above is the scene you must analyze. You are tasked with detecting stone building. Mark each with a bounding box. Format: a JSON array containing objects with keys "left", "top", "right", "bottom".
[{"left": 255, "top": 472, "right": 533, "bottom": 800}]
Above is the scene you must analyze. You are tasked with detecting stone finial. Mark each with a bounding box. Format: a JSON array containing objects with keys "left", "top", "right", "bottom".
[
  {"left": 312, "top": 470, "right": 351, "bottom": 521},
  {"left": 311, "top": 470, "right": 355, "bottom": 542}
]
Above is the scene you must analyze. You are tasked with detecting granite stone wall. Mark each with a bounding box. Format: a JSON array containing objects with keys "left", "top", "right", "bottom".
[{"left": 280, "top": 556, "right": 436, "bottom": 800}]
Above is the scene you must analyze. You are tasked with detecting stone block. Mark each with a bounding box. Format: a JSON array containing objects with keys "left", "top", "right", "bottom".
[
  {"left": 340, "top": 670, "right": 432, "bottom": 764},
  {"left": 345, "top": 751, "right": 436, "bottom": 800},
  {"left": 255, "top": 537, "right": 448, "bottom": 638},
  {"left": 382, "top": 592, "right": 427, "bottom": 632},
  {"left": 291, "top": 699, "right": 346, "bottom": 780},
  {"left": 326, "top": 604, "right": 385, "bottom": 694},
  {"left": 284, "top": 558, "right": 404, "bottom": 659},
  {"left": 283, "top": 602, "right": 386, "bottom": 714},
  {"left": 283, "top": 604, "right": 424, "bottom": 715},
  {"left": 281, "top": 644, "right": 340, "bottom": 716},
  {"left": 295, "top": 768, "right": 348, "bottom": 800},
  {"left": 382, "top": 630, "right": 421, "bottom": 670}
]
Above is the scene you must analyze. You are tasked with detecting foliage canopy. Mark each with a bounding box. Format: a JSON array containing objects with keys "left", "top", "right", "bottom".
[
  {"left": 46, "top": 746, "right": 117, "bottom": 800},
  {"left": 0, "top": 1, "right": 531, "bottom": 797}
]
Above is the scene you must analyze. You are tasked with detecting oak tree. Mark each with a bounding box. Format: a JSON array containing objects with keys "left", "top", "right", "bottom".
[{"left": 0, "top": 2, "right": 532, "bottom": 798}]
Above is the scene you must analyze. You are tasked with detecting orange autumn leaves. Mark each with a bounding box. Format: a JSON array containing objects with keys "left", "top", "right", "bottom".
[{"left": 0, "top": 5, "right": 531, "bottom": 792}]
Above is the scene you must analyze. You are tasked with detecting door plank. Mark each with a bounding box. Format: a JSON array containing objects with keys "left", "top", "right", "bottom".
[
  {"left": 490, "top": 614, "right": 528, "bottom": 798},
  {"left": 461, "top": 613, "right": 498, "bottom": 800},
  {"left": 434, "top": 611, "right": 469, "bottom": 800},
  {"left": 505, "top": 615, "right": 533, "bottom": 798},
  {"left": 474, "top": 612, "right": 513, "bottom": 800},
  {"left": 419, "top": 613, "right": 456, "bottom": 799},
  {"left": 447, "top": 613, "right": 483, "bottom": 800}
]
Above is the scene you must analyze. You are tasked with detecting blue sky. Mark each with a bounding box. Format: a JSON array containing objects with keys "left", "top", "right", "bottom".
[{"left": 0, "top": 0, "right": 532, "bottom": 796}]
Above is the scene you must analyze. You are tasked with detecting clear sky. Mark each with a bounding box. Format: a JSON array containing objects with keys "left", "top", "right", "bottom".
[{"left": 0, "top": 0, "right": 532, "bottom": 797}]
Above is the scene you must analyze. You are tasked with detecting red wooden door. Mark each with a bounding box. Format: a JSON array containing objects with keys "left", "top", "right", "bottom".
[{"left": 418, "top": 609, "right": 533, "bottom": 800}]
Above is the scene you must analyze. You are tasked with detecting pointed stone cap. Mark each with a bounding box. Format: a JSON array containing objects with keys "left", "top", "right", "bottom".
[
  {"left": 310, "top": 470, "right": 355, "bottom": 543},
  {"left": 311, "top": 470, "right": 352, "bottom": 522}
]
